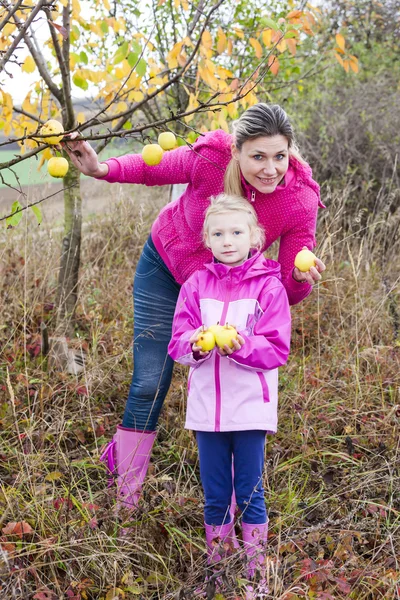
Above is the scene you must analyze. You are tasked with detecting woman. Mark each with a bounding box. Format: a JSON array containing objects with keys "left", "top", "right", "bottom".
[{"left": 63, "top": 103, "right": 326, "bottom": 510}]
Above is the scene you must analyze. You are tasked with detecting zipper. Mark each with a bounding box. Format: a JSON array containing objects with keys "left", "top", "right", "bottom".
[
  {"left": 250, "top": 190, "right": 256, "bottom": 203},
  {"left": 214, "top": 272, "right": 232, "bottom": 432}
]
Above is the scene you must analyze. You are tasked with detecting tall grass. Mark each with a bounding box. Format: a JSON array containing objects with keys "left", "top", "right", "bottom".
[{"left": 0, "top": 181, "right": 399, "bottom": 599}]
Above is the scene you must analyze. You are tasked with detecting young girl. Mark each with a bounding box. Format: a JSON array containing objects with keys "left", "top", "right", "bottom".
[{"left": 168, "top": 193, "right": 292, "bottom": 597}]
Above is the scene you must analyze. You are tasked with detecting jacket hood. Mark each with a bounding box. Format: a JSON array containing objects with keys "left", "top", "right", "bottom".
[{"left": 204, "top": 250, "right": 281, "bottom": 282}]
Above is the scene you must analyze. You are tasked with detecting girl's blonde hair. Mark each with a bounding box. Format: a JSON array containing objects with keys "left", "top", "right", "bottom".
[
  {"left": 203, "top": 193, "right": 266, "bottom": 251},
  {"left": 224, "top": 103, "right": 306, "bottom": 197}
]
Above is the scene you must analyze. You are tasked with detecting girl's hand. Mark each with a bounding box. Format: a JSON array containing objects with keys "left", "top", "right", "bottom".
[
  {"left": 217, "top": 333, "right": 245, "bottom": 356},
  {"left": 293, "top": 246, "right": 326, "bottom": 286},
  {"left": 61, "top": 132, "right": 109, "bottom": 178},
  {"left": 189, "top": 327, "right": 210, "bottom": 358}
]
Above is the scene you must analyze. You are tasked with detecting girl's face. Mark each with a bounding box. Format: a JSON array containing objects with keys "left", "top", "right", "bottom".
[
  {"left": 205, "top": 210, "right": 254, "bottom": 267},
  {"left": 232, "top": 134, "right": 289, "bottom": 194}
]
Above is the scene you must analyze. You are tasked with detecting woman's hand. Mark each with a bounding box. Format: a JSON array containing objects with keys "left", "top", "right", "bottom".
[
  {"left": 293, "top": 246, "right": 326, "bottom": 286},
  {"left": 61, "top": 132, "right": 109, "bottom": 178}
]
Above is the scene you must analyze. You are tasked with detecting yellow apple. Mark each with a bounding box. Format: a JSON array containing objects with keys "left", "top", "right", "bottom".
[
  {"left": 208, "top": 324, "right": 224, "bottom": 335},
  {"left": 196, "top": 331, "right": 216, "bottom": 352},
  {"left": 39, "top": 119, "right": 64, "bottom": 145},
  {"left": 214, "top": 324, "right": 238, "bottom": 349},
  {"left": 47, "top": 156, "right": 69, "bottom": 178},
  {"left": 158, "top": 131, "right": 177, "bottom": 150},
  {"left": 294, "top": 249, "right": 317, "bottom": 272},
  {"left": 142, "top": 144, "right": 164, "bottom": 166}
]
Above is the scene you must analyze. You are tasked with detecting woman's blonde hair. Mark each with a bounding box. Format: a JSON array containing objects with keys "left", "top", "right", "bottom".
[
  {"left": 203, "top": 193, "right": 265, "bottom": 251},
  {"left": 224, "top": 103, "right": 306, "bottom": 197}
]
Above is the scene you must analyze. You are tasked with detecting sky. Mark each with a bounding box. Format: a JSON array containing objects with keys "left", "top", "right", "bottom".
[{"left": 1, "top": 2, "right": 93, "bottom": 104}]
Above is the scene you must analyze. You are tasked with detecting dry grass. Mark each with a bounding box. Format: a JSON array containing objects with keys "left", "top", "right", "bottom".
[{"left": 0, "top": 181, "right": 399, "bottom": 600}]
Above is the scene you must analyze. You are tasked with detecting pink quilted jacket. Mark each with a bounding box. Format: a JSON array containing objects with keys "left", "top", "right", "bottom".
[
  {"left": 168, "top": 252, "right": 291, "bottom": 432},
  {"left": 99, "top": 129, "right": 325, "bottom": 305}
]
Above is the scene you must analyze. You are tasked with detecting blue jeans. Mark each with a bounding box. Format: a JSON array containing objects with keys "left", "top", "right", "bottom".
[
  {"left": 196, "top": 430, "right": 267, "bottom": 525},
  {"left": 122, "top": 236, "right": 181, "bottom": 430}
]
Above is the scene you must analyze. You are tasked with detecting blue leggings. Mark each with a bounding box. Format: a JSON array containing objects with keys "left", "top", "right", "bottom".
[
  {"left": 196, "top": 430, "right": 267, "bottom": 525},
  {"left": 122, "top": 236, "right": 181, "bottom": 430}
]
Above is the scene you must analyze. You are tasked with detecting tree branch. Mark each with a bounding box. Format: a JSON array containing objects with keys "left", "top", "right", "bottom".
[
  {"left": 0, "top": 0, "right": 24, "bottom": 33},
  {"left": 0, "top": 0, "right": 47, "bottom": 72}
]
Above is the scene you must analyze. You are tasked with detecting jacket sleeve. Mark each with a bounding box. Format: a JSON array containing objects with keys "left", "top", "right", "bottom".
[
  {"left": 278, "top": 199, "right": 318, "bottom": 306},
  {"left": 168, "top": 279, "right": 211, "bottom": 367},
  {"left": 228, "top": 283, "right": 291, "bottom": 371},
  {"left": 96, "top": 143, "right": 197, "bottom": 186}
]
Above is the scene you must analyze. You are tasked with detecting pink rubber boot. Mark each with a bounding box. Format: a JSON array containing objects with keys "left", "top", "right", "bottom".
[
  {"left": 205, "top": 520, "right": 239, "bottom": 562},
  {"left": 100, "top": 425, "right": 156, "bottom": 509},
  {"left": 242, "top": 521, "right": 269, "bottom": 599}
]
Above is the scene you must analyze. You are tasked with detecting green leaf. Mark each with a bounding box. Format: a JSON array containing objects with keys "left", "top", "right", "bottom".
[
  {"left": 113, "top": 41, "right": 129, "bottom": 64},
  {"left": 100, "top": 20, "right": 109, "bottom": 34},
  {"left": 284, "top": 31, "right": 298, "bottom": 39},
  {"left": 123, "top": 121, "right": 132, "bottom": 130},
  {"left": 73, "top": 74, "right": 89, "bottom": 90},
  {"left": 131, "top": 40, "right": 142, "bottom": 55},
  {"left": 262, "top": 17, "right": 279, "bottom": 31},
  {"left": 79, "top": 51, "right": 88, "bottom": 64},
  {"left": 127, "top": 52, "right": 139, "bottom": 68},
  {"left": 136, "top": 58, "right": 147, "bottom": 77},
  {"left": 71, "top": 25, "right": 80, "bottom": 42},
  {"left": 31, "top": 204, "right": 42, "bottom": 225},
  {"left": 6, "top": 201, "right": 23, "bottom": 228}
]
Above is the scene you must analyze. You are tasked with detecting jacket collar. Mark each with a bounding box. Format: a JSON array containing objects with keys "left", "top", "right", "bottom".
[
  {"left": 240, "top": 164, "right": 296, "bottom": 203},
  {"left": 205, "top": 250, "right": 281, "bottom": 281}
]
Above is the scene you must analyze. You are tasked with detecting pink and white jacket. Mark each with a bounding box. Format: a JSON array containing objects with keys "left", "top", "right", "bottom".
[
  {"left": 168, "top": 252, "right": 291, "bottom": 433},
  {"left": 98, "top": 129, "right": 325, "bottom": 306}
]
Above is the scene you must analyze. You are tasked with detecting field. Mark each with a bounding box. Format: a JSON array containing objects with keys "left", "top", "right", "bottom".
[{"left": 0, "top": 179, "right": 399, "bottom": 599}]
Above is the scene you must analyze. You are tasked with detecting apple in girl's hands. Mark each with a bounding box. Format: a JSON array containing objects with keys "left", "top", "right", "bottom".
[{"left": 196, "top": 331, "right": 216, "bottom": 352}]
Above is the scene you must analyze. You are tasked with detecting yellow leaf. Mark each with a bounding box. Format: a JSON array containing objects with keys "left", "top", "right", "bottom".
[
  {"left": 105, "top": 589, "right": 125, "bottom": 600},
  {"left": 103, "top": 0, "right": 110, "bottom": 9},
  {"left": 45, "top": 471, "right": 64, "bottom": 482},
  {"left": 202, "top": 30, "right": 213, "bottom": 50},
  {"left": 249, "top": 38, "right": 263, "bottom": 59},
  {"left": 217, "top": 28, "right": 227, "bottom": 54},
  {"left": 286, "top": 9, "right": 302, "bottom": 19},
  {"left": 217, "top": 66, "right": 233, "bottom": 79},
  {"left": 277, "top": 39, "right": 287, "bottom": 53},
  {"left": 181, "top": 0, "right": 189, "bottom": 9},
  {"left": 286, "top": 38, "right": 297, "bottom": 56},
  {"left": 343, "top": 59, "right": 349, "bottom": 73},
  {"left": 76, "top": 112, "right": 86, "bottom": 125},
  {"left": 227, "top": 39, "right": 233, "bottom": 55},
  {"left": 268, "top": 55, "right": 279, "bottom": 76},
  {"left": 349, "top": 57, "right": 359, "bottom": 73},
  {"left": 232, "top": 27, "right": 244, "bottom": 39},
  {"left": 335, "top": 33, "right": 345, "bottom": 51},
  {"left": 72, "top": 0, "right": 81, "bottom": 16},
  {"left": 218, "top": 113, "right": 229, "bottom": 133},
  {"left": 262, "top": 30, "right": 272, "bottom": 47},
  {"left": 22, "top": 56, "right": 36, "bottom": 73},
  {"left": 334, "top": 52, "right": 344, "bottom": 67},
  {"left": 58, "top": 0, "right": 68, "bottom": 6},
  {"left": 174, "top": 0, "right": 180, "bottom": 9}
]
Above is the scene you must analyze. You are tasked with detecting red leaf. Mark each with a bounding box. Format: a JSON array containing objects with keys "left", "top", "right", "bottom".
[
  {"left": 2, "top": 521, "right": 34, "bottom": 538},
  {"left": 76, "top": 386, "right": 88, "bottom": 396},
  {"left": 48, "top": 21, "right": 68, "bottom": 40},
  {"left": 33, "top": 590, "right": 58, "bottom": 600}
]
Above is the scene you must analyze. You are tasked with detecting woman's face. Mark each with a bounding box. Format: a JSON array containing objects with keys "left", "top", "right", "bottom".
[{"left": 232, "top": 134, "right": 289, "bottom": 194}]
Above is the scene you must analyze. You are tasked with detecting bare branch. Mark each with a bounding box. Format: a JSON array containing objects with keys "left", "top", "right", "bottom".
[
  {"left": 0, "top": 183, "right": 78, "bottom": 223},
  {"left": 0, "top": 0, "right": 24, "bottom": 33},
  {"left": 44, "top": 7, "right": 73, "bottom": 125},
  {"left": 0, "top": 0, "right": 47, "bottom": 71},
  {"left": 9, "top": 6, "right": 64, "bottom": 103}
]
